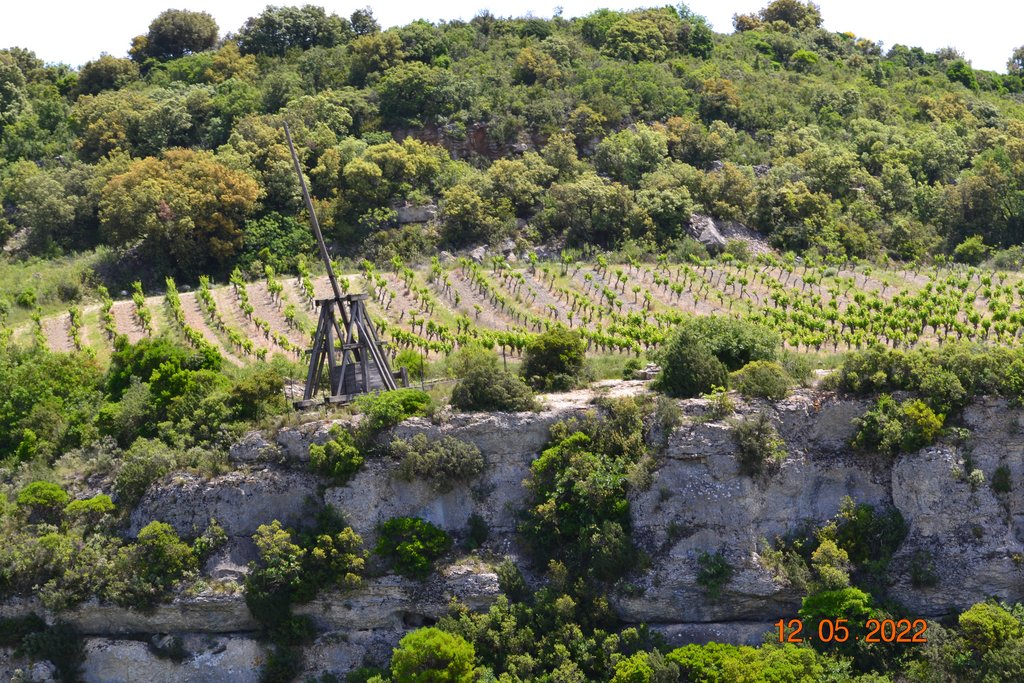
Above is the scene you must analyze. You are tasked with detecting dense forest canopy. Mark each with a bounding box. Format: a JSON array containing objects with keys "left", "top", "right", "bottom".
[{"left": 2, "top": 2, "right": 1024, "bottom": 281}]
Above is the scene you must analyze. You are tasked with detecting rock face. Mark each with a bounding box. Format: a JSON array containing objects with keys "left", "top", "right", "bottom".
[
  {"left": 687, "top": 214, "right": 728, "bottom": 253},
  {"left": 128, "top": 468, "right": 321, "bottom": 540},
  {"left": 395, "top": 203, "right": 438, "bottom": 224},
  {"left": 686, "top": 213, "right": 771, "bottom": 256},
  {"left": 65, "top": 595, "right": 258, "bottom": 636},
  {"left": 7, "top": 386, "right": 1024, "bottom": 680},
  {"left": 81, "top": 636, "right": 265, "bottom": 683},
  {"left": 617, "top": 392, "right": 1024, "bottom": 624},
  {"left": 327, "top": 406, "right": 585, "bottom": 547}
]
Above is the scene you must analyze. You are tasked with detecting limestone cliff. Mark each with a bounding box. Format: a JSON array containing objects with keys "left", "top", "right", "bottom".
[{"left": 4, "top": 383, "right": 1024, "bottom": 681}]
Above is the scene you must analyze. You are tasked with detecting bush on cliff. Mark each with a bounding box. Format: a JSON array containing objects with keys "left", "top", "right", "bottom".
[
  {"left": 375, "top": 517, "right": 452, "bottom": 579},
  {"left": 852, "top": 395, "right": 943, "bottom": 456},
  {"left": 449, "top": 346, "right": 535, "bottom": 412}
]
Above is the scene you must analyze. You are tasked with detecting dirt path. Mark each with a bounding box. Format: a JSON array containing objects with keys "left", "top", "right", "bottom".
[
  {"left": 177, "top": 291, "right": 243, "bottom": 365},
  {"left": 248, "top": 281, "right": 310, "bottom": 350},
  {"left": 111, "top": 300, "right": 148, "bottom": 343},
  {"left": 42, "top": 312, "right": 74, "bottom": 352},
  {"left": 211, "top": 286, "right": 281, "bottom": 356},
  {"left": 448, "top": 269, "right": 526, "bottom": 330}
]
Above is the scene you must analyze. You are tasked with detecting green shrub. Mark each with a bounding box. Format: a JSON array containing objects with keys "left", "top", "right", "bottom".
[
  {"left": 610, "top": 652, "right": 655, "bottom": 683},
  {"left": 732, "top": 412, "right": 787, "bottom": 476},
  {"left": 836, "top": 344, "right": 1005, "bottom": 415},
  {"left": 831, "top": 497, "right": 907, "bottom": 588},
  {"left": 730, "top": 360, "right": 791, "bottom": 400},
  {"left": 465, "top": 514, "right": 489, "bottom": 549},
  {"left": 958, "top": 601, "right": 1023, "bottom": 653},
  {"left": 909, "top": 550, "right": 939, "bottom": 588},
  {"left": 654, "top": 335, "right": 728, "bottom": 398},
  {"left": 191, "top": 518, "right": 228, "bottom": 564},
  {"left": 96, "top": 377, "right": 155, "bottom": 446},
  {"left": 375, "top": 517, "right": 452, "bottom": 579},
  {"left": 0, "top": 614, "right": 46, "bottom": 648},
  {"left": 852, "top": 395, "right": 944, "bottom": 456},
  {"left": 953, "top": 235, "right": 989, "bottom": 265},
  {"left": 992, "top": 464, "right": 1012, "bottom": 494},
  {"left": 346, "top": 668, "right": 387, "bottom": 683},
  {"left": 15, "top": 287, "right": 37, "bottom": 308},
  {"left": 394, "top": 349, "right": 425, "bottom": 380},
  {"left": 229, "top": 362, "right": 287, "bottom": 421},
  {"left": 106, "top": 335, "right": 221, "bottom": 400},
  {"left": 16, "top": 481, "right": 70, "bottom": 520},
  {"left": 114, "top": 438, "right": 178, "bottom": 507},
  {"left": 780, "top": 352, "right": 815, "bottom": 387},
  {"left": 496, "top": 559, "right": 529, "bottom": 602},
  {"left": 521, "top": 325, "right": 587, "bottom": 391},
  {"left": 355, "top": 389, "right": 432, "bottom": 432},
  {"left": 114, "top": 521, "right": 197, "bottom": 608},
  {"left": 622, "top": 357, "right": 643, "bottom": 379},
  {"left": 245, "top": 520, "right": 306, "bottom": 627},
  {"left": 670, "top": 316, "right": 780, "bottom": 372},
  {"left": 245, "top": 515, "right": 366, "bottom": 633},
  {"left": 261, "top": 644, "right": 304, "bottom": 683},
  {"left": 390, "top": 627, "right": 476, "bottom": 683},
  {"left": 798, "top": 586, "right": 874, "bottom": 662},
  {"left": 17, "top": 623, "right": 84, "bottom": 683},
  {"left": 309, "top": 426, "right": 364, "bottom": 483},
  {"left": 391, "top": 434, "right": 484, "bottom": 492},
  {"left": 696, "top": 550, "right": 733, "bottom": 598},
  {"left": 520, "top": 398, "right": 646, "bottom": 581},
  {"left": 702, "top": 385, "right": 735, "bottom": 420},
  {"left": 64, "top": 494, "right": 115, "bottom": 528},
  {"left": 450, "top": 347, "right": 536, "bottom": 412},
  {"left": 298, "top": 525, "right": 366, "bottom": 598},
  {"left": 668, "top": 642, "right": 825, "bottom": 681}
]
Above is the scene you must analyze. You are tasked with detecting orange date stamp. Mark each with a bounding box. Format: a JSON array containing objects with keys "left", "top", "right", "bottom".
[{"left": 776, "top": 618, "right": 928, "bottom": 644}]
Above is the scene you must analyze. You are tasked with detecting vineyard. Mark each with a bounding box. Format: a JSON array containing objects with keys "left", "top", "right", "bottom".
[{"left": 9, "top": 253, "right": 1024, "bottom": 368}]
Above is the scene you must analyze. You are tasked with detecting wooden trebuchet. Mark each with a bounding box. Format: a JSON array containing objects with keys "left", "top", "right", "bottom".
[{"left": 284, "top": 123, "right": 408, "bottom": 409}]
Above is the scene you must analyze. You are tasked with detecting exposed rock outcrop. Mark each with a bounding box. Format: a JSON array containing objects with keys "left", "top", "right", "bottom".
[
  {"left": 6, "top": 386, "right": 1024, "bottom": 680},
  {"left": 128, "top": 468, "right": 321, "bottom": 540},
  {"left": 81, "top": 636, "right": 264, "bottom": 683}
]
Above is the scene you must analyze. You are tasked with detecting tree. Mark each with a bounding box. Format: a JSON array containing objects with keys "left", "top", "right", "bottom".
[
  {"left": 603, "top": 17, "right": 668, "bottom": 62},
  {"left": 757, "top": 0, "right": 823, "bottom": 30},
  {"left": 594, "top": 124, "right": 669, "bottom": 186},
  {"left": 350, "top": 7, "right": 380, "bottom": 36},
  {"left": 0, "top": 52, "right": 26, "bottom": 128},
  {"left": 958, "top": 602, "right": 1023, "bottom": 654},
  {"left": 654, "top": 328, "right": 728, "bottom": 399},
  {"left": 376, "top": 62, "right": 467, "bottom": 126},
  {"left": 390, "top": 628, "right": 476, "bottom": 683},
  {"left": 522, "top": 326, "right": 587, "bottom": 391},
  {"left": 348, "top": 31, "right": 404, "bottom": 86},
  {"left": 0, "top": 161, "right": 82, "bottom": 251},
  {"left": 73, "top": 55, "right": 140, "bottom": 97},
  {"left": 236, "top": 5, "right": 354, "bottom": 57},
  {"left": 540, "top": 173, "right": 647, "bottom": 246},
  {"left": 440, "top": 183, "right": 511, "bottom": 246},
  {"left": 1009, "top": 45, "right": 1024, "bottom": 75},
  {"left": 953, "top": 235, "right": 989, "bottom": 264},
  {"left": 17, "top": 481, "right": 70, "bottom": 521},
  {"left": 132, "top": 9, "right": 219, "bottom": 62},
  {"left": 946, "top": 59, "right": 978, "bottom": 91},
  {"left": 449, "top": 347, "right": 535, "bottom": 412},
  {"left": 98, "top": 148, "right": 260, "bottom": 273}
]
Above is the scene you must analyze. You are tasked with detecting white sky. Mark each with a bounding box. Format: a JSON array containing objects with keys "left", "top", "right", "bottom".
[{"left": 0, "top": 1, "right": 1020, "bottom": 73}]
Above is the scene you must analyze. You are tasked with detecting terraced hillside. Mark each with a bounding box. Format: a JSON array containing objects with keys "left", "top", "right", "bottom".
[{"left": 11, "top": 254, "right": 1024, "bottom": 367}]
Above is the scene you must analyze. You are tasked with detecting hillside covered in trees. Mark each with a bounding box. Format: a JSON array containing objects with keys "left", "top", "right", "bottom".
[{"left": 2, "top": 0, "right": 1024, "bottom": 290}]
